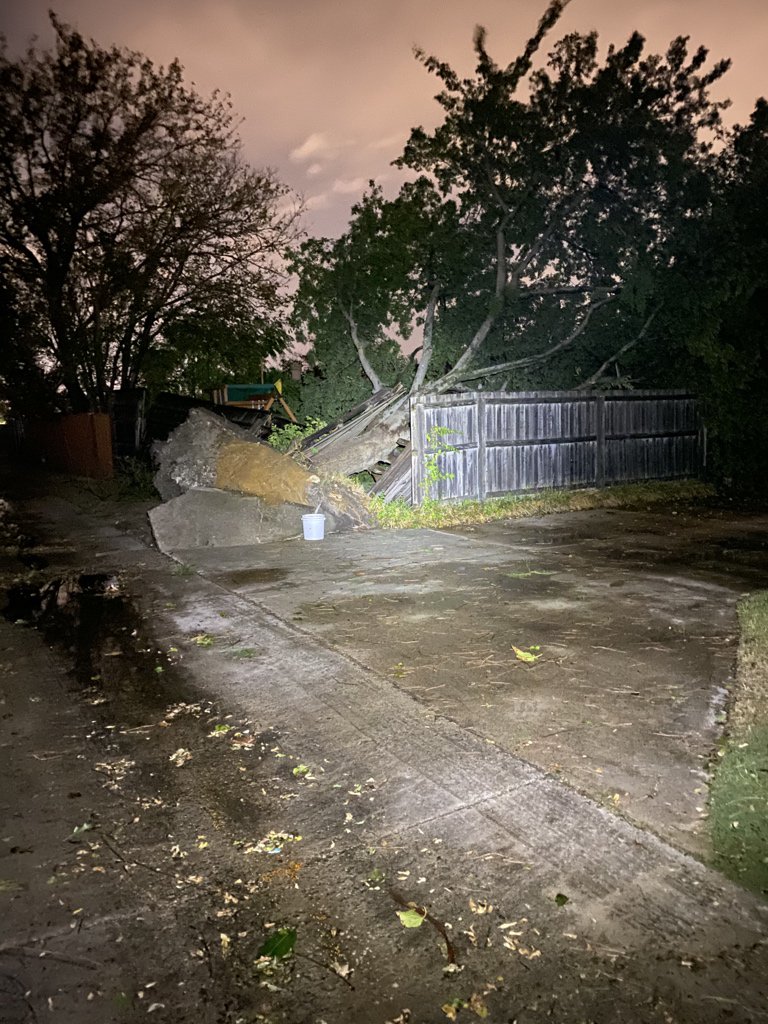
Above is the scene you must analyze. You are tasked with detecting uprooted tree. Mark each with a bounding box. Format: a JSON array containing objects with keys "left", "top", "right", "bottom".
[
  {"left": 291, "top": 0, "right": 734, "bottom": 473},
  {"left": 0, "top": 15, "right": 301, "bottom": 415}
]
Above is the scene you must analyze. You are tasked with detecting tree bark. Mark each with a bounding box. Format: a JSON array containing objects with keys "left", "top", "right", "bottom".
[
  {"left": 410, "top": 283, "right": 440, "bottom": 394},
  {"left": 341, "top": 306, "right": 385, "bottom": 392}
]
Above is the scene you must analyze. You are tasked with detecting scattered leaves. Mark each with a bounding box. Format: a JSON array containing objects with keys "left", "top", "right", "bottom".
[
  {"left": 442, "top": 963, "right": 464, "bottom": 976},
  {"left": 468, "top": 897, "right": 493, "bottom": 915},
  {"left": 331, "top": 960, "right": 353, "bottom": 980},
  {"left": 191, "top": 633, "right": 216, "bottom": 647},
  {"left": 169, "top": 748, "right": 192, "bottom": 767},
  {"left": 244, "top": 830, "right": 302, "bottom": 855},
  {"left": 442, "top": 999, "right": 466, "bottom": 1021}
]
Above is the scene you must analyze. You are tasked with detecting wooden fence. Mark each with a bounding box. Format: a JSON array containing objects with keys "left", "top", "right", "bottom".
[
  {"left": 410, "top": 390, "right": 701, "bottom": 505},
  {"left": 18, "top": 413, "right": 114, "bottom": 479}
]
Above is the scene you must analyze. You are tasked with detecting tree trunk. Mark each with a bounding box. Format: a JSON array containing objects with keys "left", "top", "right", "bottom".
[{"left": 307, "top": 395, "right": 410, "bottom": 477}]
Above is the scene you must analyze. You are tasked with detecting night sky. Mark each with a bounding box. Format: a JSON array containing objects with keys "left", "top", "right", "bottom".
[{"left": 3, "top": 0, "right": 767, "bottom": 236}]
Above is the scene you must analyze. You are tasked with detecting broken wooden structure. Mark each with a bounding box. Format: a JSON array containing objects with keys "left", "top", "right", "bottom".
[{"left": 211, "top": 382, "right": 298, "bottom": 423}]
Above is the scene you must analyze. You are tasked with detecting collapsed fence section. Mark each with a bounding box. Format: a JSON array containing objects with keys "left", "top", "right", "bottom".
[{"left": 410, "top": 390, "right": 702, "bottom": 505}]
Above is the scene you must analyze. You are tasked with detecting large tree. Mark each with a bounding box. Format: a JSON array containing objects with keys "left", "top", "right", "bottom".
[
  {"left": 0, "top": 15, "right": 300, "bottom": 414},
  {"left": 292, "top": 1, "right": 733, "bottom": 470},
  {"left": 643, "top": 99, "right": 768, "bottom": 491}
]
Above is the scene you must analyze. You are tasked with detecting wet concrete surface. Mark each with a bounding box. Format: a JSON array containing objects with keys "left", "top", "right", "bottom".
[
  {"left": 3, "top": 484, "right": 768, "bottom": 1022},
  {"left": 175, "top": 507, "right": 768, "bottom": 858}
]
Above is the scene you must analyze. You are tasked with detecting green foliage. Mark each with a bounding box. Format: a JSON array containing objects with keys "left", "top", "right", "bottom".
[
  {"left": 267, "top": 417, "right": 326, "bottom": 453},
  {"left": 289, "top": 184, "right": 419, "bottom": 421},
  {"left": 0, "top": 15, "right": 299, "bottom": 415},
  {"left": 422, "top": 426, "right": 459, "bottom": 501},
  {"left": 291, "top": 3, "right": 732, "bottom": 407},
  {"left": 114, "top": 456, "right": 158, "bottom": 499},
  {"left": 141, "top": 313, "right": 288, "bottom": 400},
  {"left": 370, "top": 480, "right": 714, "bottom": 530},
  {"left": 645, "top": 100, "right": 768, "bottom": 494},
  {"left": 289, "top": 5, "right": 768, "bottom": 490}
]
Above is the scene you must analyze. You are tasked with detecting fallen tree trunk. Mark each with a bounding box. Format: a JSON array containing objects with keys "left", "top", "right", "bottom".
[{"left": 299, "top": 386, "right": 411, "bottom": 477}]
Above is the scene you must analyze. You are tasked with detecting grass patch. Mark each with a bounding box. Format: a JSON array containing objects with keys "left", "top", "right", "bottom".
[
  {"left": 370, "top": 479, "right": 714, "bottom": 530},
  {"left": 709, "top": 591, "right": 768, "bottom": 896}
]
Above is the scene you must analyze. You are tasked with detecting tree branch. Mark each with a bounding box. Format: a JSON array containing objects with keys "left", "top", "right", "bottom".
[
  {"left": 521, "top": 284, "right": 620, "bottom": 299},
  {"left": 410, "top": 282, "right": 440, "bottom": 394},
  {"left": 575, "top": 306, "right": 660, "bottom": 390},
  {"left": 448, "top": 219, "right": 509, "bottom": 377},
  {"left": 438, "top": 294, "right": 616, "bottom": 388},
  {"left": 340, "top": 305, "right": 385, "bottom": 392}
]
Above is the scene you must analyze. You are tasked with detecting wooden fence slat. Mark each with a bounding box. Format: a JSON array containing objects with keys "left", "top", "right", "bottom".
[{"left": 410, "top": 390, "right": 699, "bottom": 505}]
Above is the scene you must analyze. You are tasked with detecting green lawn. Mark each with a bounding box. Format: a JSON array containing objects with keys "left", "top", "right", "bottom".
[{"left": 710, "top": 591, "right": 768, "bottom": 896}]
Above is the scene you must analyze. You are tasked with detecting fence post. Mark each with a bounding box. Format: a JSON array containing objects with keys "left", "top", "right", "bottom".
[
  {"left": 595, "top": 395, "right": 606, "bottom": 487},
  {"left": 410, "top": 394, "right": 425, "bottom": 506},
  {"left": 476, "top": 392, "right": 487, "bottom": 501}
]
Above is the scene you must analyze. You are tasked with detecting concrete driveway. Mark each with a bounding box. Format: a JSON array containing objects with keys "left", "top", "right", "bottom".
[
  {"left": 176, "top": 506, "right": 768, "bottom": 858},
  {"left": 6, "top": 486, "right": 768, "bottom": 1023}
]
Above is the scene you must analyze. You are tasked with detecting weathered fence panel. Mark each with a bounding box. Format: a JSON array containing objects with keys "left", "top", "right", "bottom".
[
  {"left": 18, "top": 412, "right": 114, "bottom": 479},
  {"left": 411, "top": 391, "right": 700, "bottom": 505}
]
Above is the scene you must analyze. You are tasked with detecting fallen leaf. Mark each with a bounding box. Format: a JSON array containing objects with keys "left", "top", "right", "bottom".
[
  {"left": 511, "top": 645, "right": 541, "bottom": 664},
  {"left": 191, "top": 633, "right": 216, "bottom": 647},
  {"left": 258, "top": 927, "right": 297, "bottom": 959},
  {"left": 468, "top": 992, "right": 489, "bottom": 1018},
  {"left": 442, "top": 1000, "right": 465, "bottom": 1021},
  {"left": 396, "top": 907, "right": 426, "bottom": 928}
]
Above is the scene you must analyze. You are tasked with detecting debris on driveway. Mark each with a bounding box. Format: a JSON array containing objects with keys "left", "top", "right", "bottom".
[{"left": 148, "top": 407, "right": 372, "bottom": 550}]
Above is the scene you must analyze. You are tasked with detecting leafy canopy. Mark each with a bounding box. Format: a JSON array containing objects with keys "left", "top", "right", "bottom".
[
  {"left": 292, "top": 1, "right": 732, "bottom": 413},
  {"left": 0, "top": 15, "right": 300, "bottom": 413}
]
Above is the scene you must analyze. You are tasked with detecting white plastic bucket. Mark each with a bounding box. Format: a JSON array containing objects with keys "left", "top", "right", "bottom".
[{"left": 301, "top": 513, "right": 326, "bottom": 541}]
